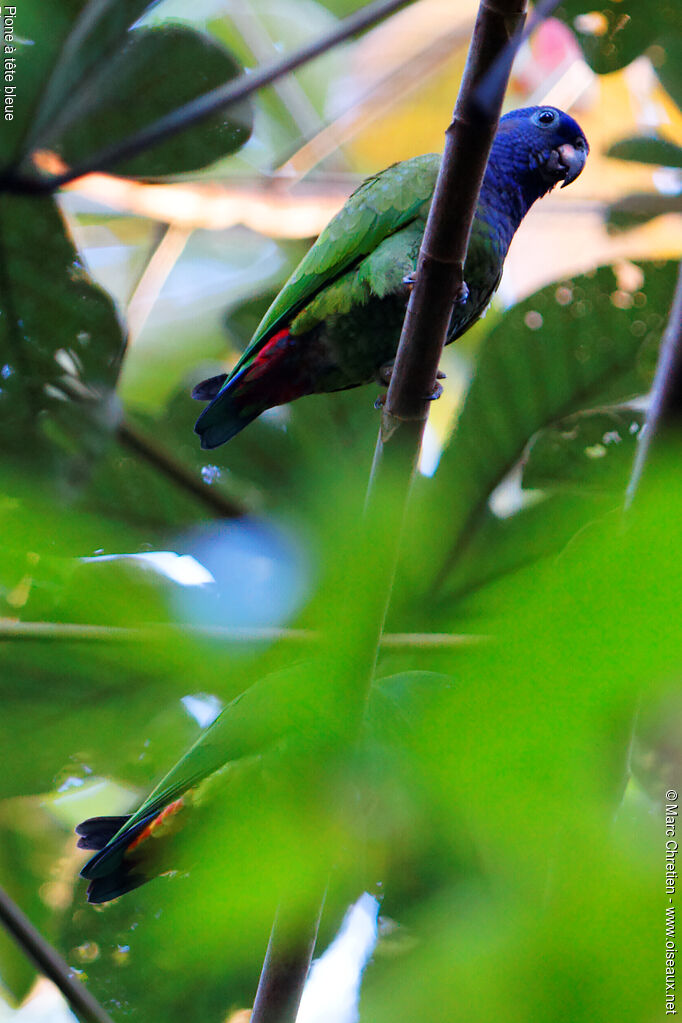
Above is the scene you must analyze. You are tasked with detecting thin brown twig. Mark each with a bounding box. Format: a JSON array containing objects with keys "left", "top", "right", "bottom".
[
  {"left": 0, "top": 886, "right": 115, "bottom": 1023},
  {"left": 0, "top": 619, "right": 487, "bottom": 648}
]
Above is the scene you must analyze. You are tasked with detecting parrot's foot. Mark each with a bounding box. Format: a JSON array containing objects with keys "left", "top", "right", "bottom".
[
  {"left": 454, "top": 281, "right": 470, "bottom": 306},
  {"left": 377, "top": 361, "right": 446, "bottom": 388},
  {"left": 376, "top": 360, "right": 395, "bottom": 386},
  {"left": 402, "top": 271, "right": 417, "bottom": 291},
  {"left": 375, "top": 374, "right": 444, "bottom": 409}
]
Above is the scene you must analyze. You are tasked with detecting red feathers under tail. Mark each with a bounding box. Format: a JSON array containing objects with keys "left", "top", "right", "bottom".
[{"left": 194, "top": 330, "right": 308, "bottom": 449}]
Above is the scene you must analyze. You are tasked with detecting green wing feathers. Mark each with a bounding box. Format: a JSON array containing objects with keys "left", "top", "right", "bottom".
[{"left": 225, "top": 154, "right": 440, "bottom": 382}]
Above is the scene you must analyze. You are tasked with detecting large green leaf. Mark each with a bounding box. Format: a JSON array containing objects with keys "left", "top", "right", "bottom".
[
  {"left": 3, "top": 2, "right": 252, "bottom": 183},
  {"left": 0, "top": 0, "right": 85, "bottom": 168},
  {"left": 404, "top": 261, "right": 677, "bottom": 593},
  {"left": 25, "top": 1, "right": 164, "bottom": 147},
  {"left": 607, "top": 135, "right": 682, "bottom": 168},
  {"left": 605, "top": 193, "right": 682, "bottom": 232},
  {"left": 32, "top": 26, "right": 252, "bottom": 178},
  {"left": 557, "top": 0, "right": 681, "bottom": 75},
  {"left": 0, "top": 195, "right": 123, "bottom": 468},
  {"left": 522, "top": 408, "right": 646, "bottom": 492}
]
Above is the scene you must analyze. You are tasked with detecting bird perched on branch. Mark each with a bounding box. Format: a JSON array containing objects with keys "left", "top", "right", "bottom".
[{"left": 193, "top": 105, "right": 588, "bottom": 448}]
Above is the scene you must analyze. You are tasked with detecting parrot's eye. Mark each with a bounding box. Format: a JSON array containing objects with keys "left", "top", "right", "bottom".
[{"left": 535, "top": 109, "right": 556, "bottom": 126}]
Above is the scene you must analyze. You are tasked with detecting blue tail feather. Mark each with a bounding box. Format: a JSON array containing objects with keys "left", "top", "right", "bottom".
[{"left": 194, "top": 372, "right": 265, "bottom": 449}]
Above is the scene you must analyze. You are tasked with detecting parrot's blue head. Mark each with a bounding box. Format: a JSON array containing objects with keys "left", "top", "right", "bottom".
[{"left": 495, "top": 105, "right": 589, "bottom": 194}]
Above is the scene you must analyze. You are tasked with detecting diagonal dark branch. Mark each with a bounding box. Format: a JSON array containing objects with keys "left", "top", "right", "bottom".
[
  {"left": 6, "top": 0, "right": 414, "bottom": 195},
  {"left": 625, "top": 258, "right": 682, "bottom": 506},
  {"left": 0, "top": 885, "right": 115, "bottom": 1023},
  {"left": 250, "top": 901, "right": 323, "bottom": 1023},
  {"left": 117, "top": 418, "right": 247, "bottom": 519},
  {"left": 472, "top": 0, "right": 564, "bottom": 114}
]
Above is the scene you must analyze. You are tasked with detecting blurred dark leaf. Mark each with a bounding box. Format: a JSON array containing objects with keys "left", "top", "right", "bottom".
[
  {"left": 605, "top": 193, "right": 682, "bottom": 232},
  {"left": 522, "top": 408, "right": 646, "bottom": 492},
  {"left": 38, "top": 26, "right": 252, "bottom": 178},
  {"left": 0, "top": 195, "right": 123, "bottom": 472},
  {"left": 25, "top": 1, "right": 165, "bottom": 148},
  {"left": 607, "top": 135, "right": 682, "bottom": 168},
  {"left": 405, "top": 261, "right": 676, "bottom": 594},
  {"left": 0, "top": 0, "right": 84, "bottom": 168},
  {"left": 224, "top": 287, "right": 285, "bottom": 345},
  {"left": 655, "top": 31, "right": 682, "bottom": 107},
  {"left": 557, "top": 0, "right": 681, "bottom": 75}
]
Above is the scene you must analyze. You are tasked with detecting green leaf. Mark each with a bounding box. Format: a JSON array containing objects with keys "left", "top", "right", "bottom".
[
  {"left": 34, "top": 25, "right": 252, "bottom": 177},
  {"left": 366, "top": 672, "right": 454, "bottom": 748},
  {"left": 0, "top": 195, "right": 123, "bottom": 469},
  {"left": 607, "top": 135, "right": 682, "bottom": 168},
  {"left": 433, "top": 492, "right": 613, "bottom": 614},
  {"left": 25, "top": 1, "right": 164, "bottom": 148},
  {"left": 523, "top": 408, "right": 646, "bottom": 492},
  {"left": 605, "top": 193, "right": 682, "bottom": 232},
  {"left": 0, "top": 0, "right": 85, "bottom": 168},
  {"left": 557, "top": 0, "right": 681, "bottom": 75},
  {"left": 405, "top": 261, "right": 677, "bottom": 592}
]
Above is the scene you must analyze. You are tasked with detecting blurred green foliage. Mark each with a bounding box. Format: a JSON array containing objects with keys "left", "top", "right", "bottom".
[{"left": 0, "top": 0, "right": 679, "bottom": 1021}]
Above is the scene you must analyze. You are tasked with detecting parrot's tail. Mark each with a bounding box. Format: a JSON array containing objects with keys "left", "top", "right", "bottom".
[
  {"left": 76, "top": 799, "right": 186, "bottom": 903},
  {"left": 193, "top": 328, "right": 307, "bottom": 449}
]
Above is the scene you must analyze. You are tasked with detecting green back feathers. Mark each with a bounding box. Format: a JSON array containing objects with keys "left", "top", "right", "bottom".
[{"left": 224, "top": 154, "right": 440, "bottom": 385}]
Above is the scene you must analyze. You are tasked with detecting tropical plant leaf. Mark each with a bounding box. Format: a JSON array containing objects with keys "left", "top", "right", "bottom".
[
  {"left": 33, "top": 26, "right": 252, "bottom": 178},
  {"left": 0, "top": 195, "right": 123, "bottom": 469},
  {"left": 3, "top": 2, "right": 251, "bottom": 183},
  {"left": 607, "top": 136, "right": 682, "bottom": 168},
  {"left": 557, "top": 0, "right": 681, "bottom": 75},
  {"left": 0, "top": 0, "right": 85, "bottom": 168},
  {"left": 403, "top": 261, "right": 677, "bottom": 594},
  {"left": 605, "top": 194, "right": 682, "bottom": 233},
  {"left": 25, "top": 1, "right": 165, "bottom": 147},
  {"left": 522, "top": 408, "right": 646, "bottom": 491}
]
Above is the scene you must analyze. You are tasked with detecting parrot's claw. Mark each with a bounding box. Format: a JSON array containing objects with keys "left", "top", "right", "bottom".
[
  {"left": 375, "top": 365, "right": 445, "bottom": 402},
  {"left": 376, "top": 360, "right": 395, "bottom": 386},
  {"left": 454, "top": 281, "right": 470, "bottom": 306},
  {"left": 426, "top": 382, "right": 443, "bottom": 402},
  {"left": 402, "top": 271, "right": 417, "bottom": 291}
]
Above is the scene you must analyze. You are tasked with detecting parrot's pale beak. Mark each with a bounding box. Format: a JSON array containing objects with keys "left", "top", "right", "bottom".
[
  {"left": 543, "top": 140, "right": 588, "bottom": 188},
  {"left": 558, "top": 141, "right": 588, "bottom": 187}
]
